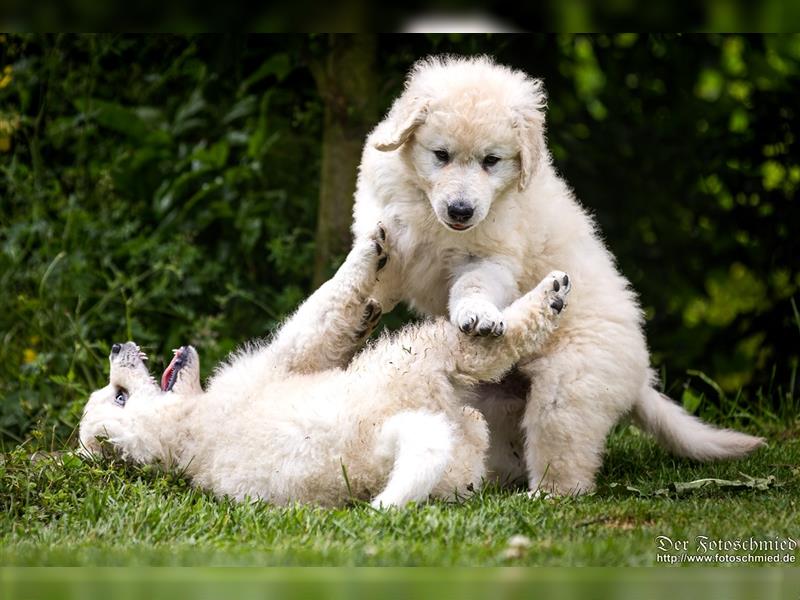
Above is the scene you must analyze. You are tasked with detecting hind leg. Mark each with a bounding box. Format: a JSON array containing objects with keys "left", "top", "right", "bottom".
[
  {"left": 351, "top": 271, "right": 571, "bottom": 400},
  {"left": 522, "top": 377, "right": 617, "bottom": 495},
  {"left": 371, "top": 411, "right": 455, "bottom": 508},
  {"left": 359, "top": 270, "right": 571, "bottom": 395},
  {"left": 431, "top": 405, "right": 490, "bottom": 500},
  {"left": 519, "top": 329, "right": 645, "bottom": 495},
  {"left": 268, "top": 224, "right": 388, "bottom": 374},
  {"left": 371, "top": 407, "right": 489, "bottom": 508}
]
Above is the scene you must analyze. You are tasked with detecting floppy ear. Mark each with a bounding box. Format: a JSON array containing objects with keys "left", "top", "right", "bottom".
[
  {"left": 515, "top": 122, "right": 545, "bottom": 191},
  {"left": 373, "top": 96, "right": 429, "bottom": 152},
  {"left": 513, "top": 79, "right": 548, "bottom": 191}
]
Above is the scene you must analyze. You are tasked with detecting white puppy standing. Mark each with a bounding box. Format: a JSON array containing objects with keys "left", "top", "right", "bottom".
[
  {"left": 352, "top": 56, "right": 764, "bottom": 495},
  {"left": 79, "top": 226, "right": 573, "bottom": 507}
]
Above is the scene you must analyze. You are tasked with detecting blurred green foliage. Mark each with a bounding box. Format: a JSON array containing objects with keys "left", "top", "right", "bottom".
[
  {"left": 1, "top": 34, "right": 798, "bottom": 444},
  {"left": 3, "top": 0, "right": 800, "bottom": 32}
]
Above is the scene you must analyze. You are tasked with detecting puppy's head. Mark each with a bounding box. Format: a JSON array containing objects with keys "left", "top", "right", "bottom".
[
  {"left": 373, "top": 55, "right": 547, "bottom": 232},
  {"left": 78, "top": 342, "right": 201, "bottom": 459}
]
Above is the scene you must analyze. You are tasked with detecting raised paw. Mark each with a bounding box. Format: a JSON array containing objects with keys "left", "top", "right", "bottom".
[
  {"left": 374, "top": 223, "right": 389, "bottom": 272},
  {"left": 453, "top": 299, "right": 506, "bottom": 337},
  {"left": 345, "top": 224, "right": 391, "bottom": 297},
  {"left": 544, "top": 271, "right": 571, "bottom": 314},
  {"left": 354, "top": 298, "right": 383, "bottom": 339}
]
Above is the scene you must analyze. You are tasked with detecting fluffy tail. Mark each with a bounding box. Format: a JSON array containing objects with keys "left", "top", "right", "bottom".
[{"left": 632, "top": 386, "right": 766, "bottom": 461}]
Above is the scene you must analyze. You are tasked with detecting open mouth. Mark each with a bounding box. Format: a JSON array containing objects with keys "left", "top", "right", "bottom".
[
  {"left": 161, "top": 346, "right": 188, "bottom": 392},
  {"left": 447, "top": 222, "right": 473, "bottom": 231}
]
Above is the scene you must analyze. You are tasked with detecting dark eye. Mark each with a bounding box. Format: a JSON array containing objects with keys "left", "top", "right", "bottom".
[
  {"left": 114, "top": 388, "right": 128, "bottom": 407},
  {"left": 434, "top": 149, "right": 450, "bottom": 163},
  {"left": 482, "top": 155, "right": 500, "bottom": 168}
]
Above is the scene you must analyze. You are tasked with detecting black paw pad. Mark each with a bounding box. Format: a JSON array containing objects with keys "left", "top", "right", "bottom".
[
  {"left": 356, "top": 309, "right": 382, "bottom": 339},
  {"left": 377, "top": 255, "right": 388, "bottom": 271},
  {"left": 550, "top": 297, "right": 564, "bottom": 313},
  {"left": 363, "top": 304, "right": 377, "bottom": 322},
  {"left": 477, "top": 322, "right": 495, "bottom": 336},
  {"left": 460, "top": 317, "right": 476, "bottom": 334},
  {"left": 552, "top": 279, "right": 560, "bottom": 292},
  {"left": 378, "top": 224, "right": 386, "bottom": 241},
  {"left": 562, "top": 274, "right": 569, "bottom": 287},
  {"left": 366, "top": 299, "right": 382, "bottom": 319}
]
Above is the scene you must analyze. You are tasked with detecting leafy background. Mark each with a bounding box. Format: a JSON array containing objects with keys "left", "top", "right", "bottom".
[{"left": 1, "top": 34, "right": 798, "bottom": 445}]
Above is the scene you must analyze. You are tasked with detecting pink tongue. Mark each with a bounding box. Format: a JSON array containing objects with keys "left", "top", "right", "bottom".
[{"left": 161, "top": 352, "right": 181, "bottom": 391}]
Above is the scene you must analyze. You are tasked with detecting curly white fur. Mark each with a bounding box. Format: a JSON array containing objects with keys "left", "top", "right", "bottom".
[
  {"left": 79, "top": 226, "right": 572, "bottom": 507},
  {"left": 352, "top": 55, "right": 765, "bottom": 495}
]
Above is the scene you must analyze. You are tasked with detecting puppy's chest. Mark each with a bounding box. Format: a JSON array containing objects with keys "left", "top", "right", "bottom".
[
  {"left": 397, "top": 234, "right": 547, "bottom": 317},
  {"left": 398, "top": 245, "right": 451, "bottom": 315},
  {"left": 396, "top": 243, "right": 491, "bottom": 316}
]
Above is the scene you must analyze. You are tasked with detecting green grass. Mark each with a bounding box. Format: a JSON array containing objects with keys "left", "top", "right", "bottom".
[{"left": 1, "top": 421, "right": 798, "bottom": 567}]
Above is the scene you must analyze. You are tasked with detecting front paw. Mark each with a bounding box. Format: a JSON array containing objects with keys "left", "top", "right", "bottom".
[
  {"left": 354, "top": 298, "right": 383, "bottom": 339},
  {"left": 361, "top": 222, "right": 390, "bottom": 275},
  {"left": 348, "top": 223, "right": 391, "bottom": 295},
  {"left": 373, "top": 223, "right": 389, "bottom": 272},
  {"left": 543, "top": 271, "right": 571, "bottom": 314},
  {"left": 453, "top": 299, "right": 506, "bottom": 337}
]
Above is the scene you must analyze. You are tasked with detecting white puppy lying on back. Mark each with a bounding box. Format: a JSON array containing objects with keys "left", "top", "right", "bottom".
[
  {"left": 352, "top": 55, "right": 764, "bottom": 495},
  {"left": 79, "top": 225, "right": 573, "bottom": 507}
]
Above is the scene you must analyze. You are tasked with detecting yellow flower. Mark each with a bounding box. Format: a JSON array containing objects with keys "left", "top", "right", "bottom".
[
  {"left": 0, "top": 114, "right": 19, "bottom": 151},
  {"left": 23, "top": 348, "right": 37, "bottom": 364},
  {"left": 0, "top": 66, "right": 12, "bottom": 89}
]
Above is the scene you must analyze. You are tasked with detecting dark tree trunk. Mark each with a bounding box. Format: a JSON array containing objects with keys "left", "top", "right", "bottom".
[{"left": 310, "top": 34, "right": 379, "bottom": 289}]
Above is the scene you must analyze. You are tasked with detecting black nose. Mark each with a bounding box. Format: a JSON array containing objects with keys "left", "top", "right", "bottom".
[
  {"left": 111, "top": 343, "right": 122, "bottom": 355},
  {"left": 447, "top": 201, "right": 474, "bottom": 222}
]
